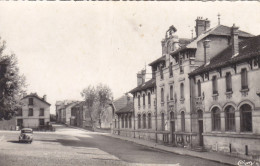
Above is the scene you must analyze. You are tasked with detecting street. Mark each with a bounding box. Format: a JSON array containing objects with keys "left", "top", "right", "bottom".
[{"left": 0, "top": 125, "right": 229, "bottom": 166}]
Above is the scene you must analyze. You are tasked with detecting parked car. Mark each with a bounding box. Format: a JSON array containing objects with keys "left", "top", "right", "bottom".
[{"left": 19, "top": 128, "right": 33, "bottom": 143}]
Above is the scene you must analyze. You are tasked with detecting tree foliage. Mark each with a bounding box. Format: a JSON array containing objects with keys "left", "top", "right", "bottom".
[
  {"left": 81, "top": 83, "right": 112, "bottom": 128},
  {"left": 0, "top": 39, "right": 26, "bottom": 120}
]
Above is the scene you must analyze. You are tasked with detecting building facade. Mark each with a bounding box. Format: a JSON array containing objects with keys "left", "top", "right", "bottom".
[
  {"left": 115, "top": 16, "right": 259, "bottom": 160},
  {"left": 16, "top": 93, "right": 51, "bottom": 129},
  {"left": 189, "top": 33, "right": 260, "bottom": 159}
]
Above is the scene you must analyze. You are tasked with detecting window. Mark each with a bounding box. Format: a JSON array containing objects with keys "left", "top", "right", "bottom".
[
  {"left": 29, "top": 98, "right": 33, "bottom": 105},
  {"left": 161, "top": 88, "right": 164, "bottom": 102},
  {"left": 28, "top": 108, "right": 33, "bottom": 116},
  {"left": 181, "top": 111, "right": 185, "bottom": 132},
  {"left": 121, "top": 116, "right": 124, "bottom": 128},
  {"left": 179, "top": 57, "right": 184, "bottom": 73},
  {"left": 226, "top": 72, "right": 232, "bottom": 92},
  {"left": 143, "top": 114, "right": 146, "bottom": 128},
  {"left": 39, "top": 108, "right": 44, "bottom": 116},
  {"left": 125, "top": 116, "right": 128, "bottom": 128},
  {"left": 148, "top": 93, "right": 151, "bottom": 105},
  {"left": 212, "top": 107, "right": 221, "bottom": 131},
  {"left": 160, "top": 67, "right": 164, "bottom": 79},
  {"left": 180, "top": 83, "right": 184, "bottom": 99},
  {"left": 17, "top": 119, "right": 23, "bottom": 127},
  {"left": 212, "top": 76, "right": 218, "bottom": 94},
  {"left": 143, "top": 94, "right": 145, "bottom": 106},
  {"left": 138, "top": 114, "right": 141, "bottom": 129},
  {"left": 170, "top": 85, "right": 173, "bottom": 100},
  {"left": 170, "top": 112, "right": 174, "bottom": 120},
  {"left": 225, "top": 106, "right": 235, "bottom": 131},
  {"left": 39, "top": 119, "right": 44, "bottom": 126},
  {"left": 138, "top": 95, "right": 140, "bottom": 107},
  {"left": 161, "top": 113, "right": 165, "bottom": 131},
  {"left": 197, "top": 80, "right": 201, "bottom": 97},
  {"left": 169, "top": 62, "right": 173, "bottom": 77},
  {"left": 241, "top": 68, "right": 248, "bottom": 90},
  {"left": 114, "top": 119, "right": 117, "bottom": 128},
  {"left": 148, "top": 113, "right": 152, "bottom": 129},
  {"left": 129, "top": 116, "right": 132, "bottom": 128},
  {"left": 240, "top": 104, "right": 252, "bottom": 132}
]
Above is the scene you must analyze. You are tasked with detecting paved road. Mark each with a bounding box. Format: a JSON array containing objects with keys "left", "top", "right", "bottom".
[{"left": 0, "top": 125, "right": 229, "bottom": 166}]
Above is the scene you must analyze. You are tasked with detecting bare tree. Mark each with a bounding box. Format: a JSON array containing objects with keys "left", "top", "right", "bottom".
[{"left": 0, "top": 39, "right": 26, "bottom": 120}]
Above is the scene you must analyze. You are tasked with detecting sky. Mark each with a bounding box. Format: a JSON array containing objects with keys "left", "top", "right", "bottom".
[{"left": 0, "top": 2, "right": 259, "bottom": 114}]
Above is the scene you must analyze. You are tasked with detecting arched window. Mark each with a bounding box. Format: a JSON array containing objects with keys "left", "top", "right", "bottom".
[
  {"left": 148, "top": 113, "right": 152, "bottom": 129},
  {"left": 129, "top": 115, "right": 132, "bottom": 128},
  {"left": 114, "top": 119, "right": 117, "bottom": 128},
  {"left": 121, "top": 116, "right": 124, "bottom": 128},
  {"left": 143, "top": 94, "right": 145, "bottom": 106},
  {"left": 225, "top": 106, "right": 235, "bottom": 131},
  {"left": 161, "top": 88, "right": 164, "bottom": 102},
  {"left": 138, "top": 95, "right": 140, "bottom": 107},
  {"left": 148, "top": 93, "right": 151, "bottom": 105},
  {"left": 170, "top": 111, "right": 174, "bottom": 120},
  {"left": 181, "top": 111, "right": 185, "bottom": 131},
  {"left": 180, "top": 83, "right": 184, "bottom": 99},
  {"left": 160, "top": 67, "right": 164, "bottom": 80},
  {"left": 197, "top": 80, "right": 201, "bottom": 97},
  {"left": 198, "top": 110, "right": 203, "bottom": 119},
  {"left": 240, "top": 104, "right": 252, "bottom": 132},
  {"left": 170, "top": 85, "right": 173, "bottom": 100},
  {"left": 225, "top": 72, "right": 232, "bottom": 92},
  {"left": 161, "top": 113, "right": 165, "bottom": 131},
  {"left": 143, "top": 114, "right": 146, "bottom": 128},
  {"left": 125, "top": 116, "right": 128, "bottom": 128},
  {"left": 138, "top": 114, "right": 141, "bottom": 129},
  {"left": 212, "top": 107, "right": 221, "bottom": 131}
]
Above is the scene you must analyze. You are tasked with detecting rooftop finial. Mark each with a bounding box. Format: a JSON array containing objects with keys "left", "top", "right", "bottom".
[{"left": 218, "top": 13, "right": 221, "bottom": 25}]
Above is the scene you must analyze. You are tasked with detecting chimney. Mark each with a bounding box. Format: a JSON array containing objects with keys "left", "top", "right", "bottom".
[
  {"left": 43, "top": 95, "right": 46, "bottom": 101},
  {"left": 195, "top": 17, "right": 211, "bottom": 37},
  {"left": 203, "top": 39, "right": 211, "bottom": 64},
  {"left": 137, "top": 69, "right": 146, "bottom": 86},
  {"left": 231, "top": 24, "right": 239, "bottom": 57}
]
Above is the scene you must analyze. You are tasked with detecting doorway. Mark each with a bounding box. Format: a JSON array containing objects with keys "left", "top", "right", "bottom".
[{"left": 198, "top": 110, "right": 203, "bottom": 146}]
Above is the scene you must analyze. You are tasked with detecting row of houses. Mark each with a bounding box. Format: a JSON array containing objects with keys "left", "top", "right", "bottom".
[
  {"left": 55, "top": 100, "right": 114, "bottom": 129},
  {"left": 112, "top": 16, "right": 260, "bottom": 160}
]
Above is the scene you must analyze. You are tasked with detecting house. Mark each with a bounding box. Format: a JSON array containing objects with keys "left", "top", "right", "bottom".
[
  {"left": 16, "top": 93, "right": 51, "bottom": 129},
  {"left": 70, "top": 101, "right": 92, "bottom": 128},
  {"left": 55, "top": 100, "right": 78, "bottom": 124}
]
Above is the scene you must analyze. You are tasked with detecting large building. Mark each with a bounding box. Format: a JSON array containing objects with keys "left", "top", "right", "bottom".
[
  {"left": 16, "top": 93, "right": 51, "bottom": 129},
  {"left": 114, "top": 16, "right": 259, "bottom": 160}
]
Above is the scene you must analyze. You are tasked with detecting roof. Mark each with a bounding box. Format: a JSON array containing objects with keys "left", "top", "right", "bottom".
[
  {"left": 112, "top": 95, "right": 132, "bottom": 111},
  {"left": 149, "top": 55, "right": 166, "bottom": 66},
  {"left": 129, "top": 78, "right": 156, "bottom": 94},
  {"left": 72, "top": 101, "right": 85, "bottom": 108},
  {"left": 116, "top": 103, "right": 134, "bottom": 114},
  {"left": 22, "top": 93, "right": 51, "bottom": 106},
  {"left": 189, "top": 35, "right": 260, "bottom": 76},
  {"left": 170, "top": 25, "right": 254, "bottom": 56}
]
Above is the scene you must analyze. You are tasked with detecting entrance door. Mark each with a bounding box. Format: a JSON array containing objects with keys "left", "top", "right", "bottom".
[
  {"left": 171, "top": 121, "right": 175, "bottom": 144},
  {"left": 198, "top": 120, "right": 203, "bottom": 146}
]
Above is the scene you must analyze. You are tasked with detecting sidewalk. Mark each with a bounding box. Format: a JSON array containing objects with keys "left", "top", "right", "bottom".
[{"left": 67, "top": 125, "right": 253, "bottom": 166}]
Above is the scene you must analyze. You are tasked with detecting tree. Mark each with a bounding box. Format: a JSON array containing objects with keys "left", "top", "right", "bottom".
[
  {"left": 81, "top": 83, "right": 112, "bottom": 129},
  {"left": 0, "top": 39, "right": 26, "bottom": 120}
]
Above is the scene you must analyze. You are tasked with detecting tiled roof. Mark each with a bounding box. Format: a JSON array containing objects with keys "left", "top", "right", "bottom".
[
  {"left": 170, "top": 25, "right": 254, "bottom": 56},
  {"left": 113, "top": 95, "right": 132, "bottom": 111},
  {"left": 189, "top": 35, "right": 260, "bottom": 76},
  {"left": 148, "top": 55, "right": 166, "bottom": 66},
  {"left": 22, "top": 93, "right": 51, "bottom": 106},
  {"left": 129, "top": 79, "right": 156, "bottom": 94},
  {"left": 116, "top": 103, "right": 134, "bottom": 114}
]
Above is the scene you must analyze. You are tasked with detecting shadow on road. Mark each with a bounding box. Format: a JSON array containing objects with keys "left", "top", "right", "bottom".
[{"left": 7, "top": 140, "right": 30, "bottom": 144}]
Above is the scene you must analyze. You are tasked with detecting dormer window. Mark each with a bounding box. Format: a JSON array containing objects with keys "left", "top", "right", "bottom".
[{"left": 29, "top": 98, "right": 33, "bottom": 106}]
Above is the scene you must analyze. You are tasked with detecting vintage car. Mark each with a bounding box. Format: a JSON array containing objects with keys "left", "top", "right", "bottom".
[{"left": 19, "top": 128, "right": 33, "bottom": 143}]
